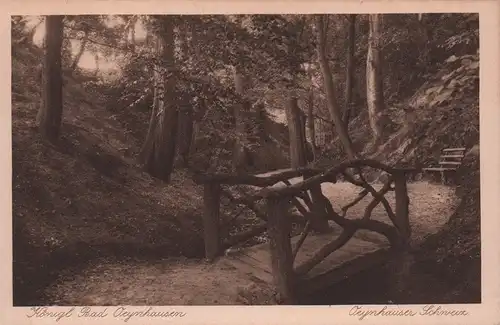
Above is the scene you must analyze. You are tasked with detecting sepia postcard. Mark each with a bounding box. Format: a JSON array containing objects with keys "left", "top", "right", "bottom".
[{"left": 2, "top": 0, "right": 500, "bottom": 324}]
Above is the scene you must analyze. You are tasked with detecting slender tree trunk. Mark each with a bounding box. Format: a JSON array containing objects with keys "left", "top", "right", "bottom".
[
  {"left": 343, "top": 14, "right": 356, "bottom": 126},
  {"left": 284, "top": 20, "right": 309, "bottom": 169},
  {"left": 285, "top": 49, "right": 328, "bottom": 233},
  {"left": 285, "top": 90, "right": 308, "bottom": 168},
  {"left": 139, "top": 36, "right": 161, "bottom": 164},
  {"left": 139, "top": 18, "right": 179, "bottom": 182},
  {"left": 366, "top": 14, "right": 386, "bottom": 145},
  {"left": 37, "top": 15, "right": 64, "bottom": 143},
  {"left": 71, "top": 31, "right": 88, "bottom": 71},
  {"left": 307, "top": 87, "right": 318, "bottom": 160},
  {"left": 315, "top": 15, "right": 357, "bottom": 160},
  {"left": 93, "top": 53, "right": 99, "bottom": 77}
]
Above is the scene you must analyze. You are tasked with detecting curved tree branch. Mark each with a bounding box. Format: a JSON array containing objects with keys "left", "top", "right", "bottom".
[
  {"left": 350, "top": 168, "right": 399, "bottom": 228},
  {"left": 363, "top": 176, "right": 394, "bottom": 220},
  {"left": 294, "top": 228, "right": 356, "bottom": 275},
  {"left": 341, "top": 189, "right": 368, "bottom": 217},
  {"left": 292, "top": 220, "right": 311, "bottom": 262}
]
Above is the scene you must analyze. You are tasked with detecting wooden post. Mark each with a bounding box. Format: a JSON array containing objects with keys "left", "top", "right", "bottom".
[
  {"left": 390, "top": 171, "right": 413, "bottom": 303},
  {"left": 266, "top": 196, "right": 297, "bottom": 304},
  {"left": 304, "top": 172, "right": 330, "bottom": 233},
  {"left": 203, "top": 182, "right": 221, "bottom": 261},
  {"left": 393, "top": 172, "right": 411, "bottom": 241}
]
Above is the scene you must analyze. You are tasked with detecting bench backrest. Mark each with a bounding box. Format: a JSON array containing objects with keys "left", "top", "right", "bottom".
[{"left": 438, "top": 147, "right": 466, "bottom": 169}]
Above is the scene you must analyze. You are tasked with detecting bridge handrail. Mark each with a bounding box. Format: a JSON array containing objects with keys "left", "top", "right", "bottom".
[
  {"left": 263, "top": 160, "right": 414, "bottom": 302},
  {"left": 192, "top": 167, "right": 323, "bottom": 187},
  {"left": 253, "top": 159, "right": 416, "bottom": 200},
  {"left": 197, "top": 159, "right": 416, "bottom": 305}
]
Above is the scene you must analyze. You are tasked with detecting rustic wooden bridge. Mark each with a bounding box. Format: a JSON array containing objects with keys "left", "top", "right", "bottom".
[{"left": 193, "top": 159, "right": 417, "bottom": 304}]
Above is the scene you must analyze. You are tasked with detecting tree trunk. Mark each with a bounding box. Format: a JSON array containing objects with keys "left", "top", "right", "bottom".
[
  {"left": 139, "top": 37, "right": 162, "bottom": 164},
  {"left": 37, "top": 15, "right": 64, "bottom": 143},
  {"left": 285, "top": 90, "right": 308, "bottom": 169},
  {"left": 139, "top": 18, "right": 179, "bottom": 182},
  {"left": 366, "top": 14, "right": 386, "bottom": 145},
  {"left": 307, "top": 85, "right": 318, "bottom": 160},
  {"left": 285, "top": 21, "right": 309, "bottom": 169},
  {"left": 315, "top": 15, "right": 357, "bottom": 160},
  {"left": 93, "top": 53, "right": 100, "bottom": 77},
  {"left": 343, "top": 14, "right": 356, "bottom": 126},
  {"left": 71, "top": 31, "right": 88, "bottom": 71},
  {"left": 266, "top": 196, "right": 297, "bottom": 304}
]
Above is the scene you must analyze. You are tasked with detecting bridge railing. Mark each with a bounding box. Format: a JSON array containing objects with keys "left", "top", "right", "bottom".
[
  {"left": 254, "top": 159, "right": 415, "bottom": 302},
  {"left": 195, "top": 159, "right": 416, "bottom": 303},
  {"left": 193, "top": 167, "right": 324, "bottom": 260}
]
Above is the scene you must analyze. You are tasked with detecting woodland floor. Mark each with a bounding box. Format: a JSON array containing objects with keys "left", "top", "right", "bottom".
[{"left": 42, "top": 181, "right": 458, "bottom": 306}]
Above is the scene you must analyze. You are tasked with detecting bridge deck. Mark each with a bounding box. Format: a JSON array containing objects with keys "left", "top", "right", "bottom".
[{"left": 219, "top": 230, "right": 390, "bottom": 295}]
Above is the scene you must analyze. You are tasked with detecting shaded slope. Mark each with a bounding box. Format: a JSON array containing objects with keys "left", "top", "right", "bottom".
[{"left": 12, "top": 44, "right": 206, "bottom": 305}]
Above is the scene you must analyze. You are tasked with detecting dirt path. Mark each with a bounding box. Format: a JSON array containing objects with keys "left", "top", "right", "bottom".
[{"left": 45, "top": 181, "right": 458, "bottom": 305}]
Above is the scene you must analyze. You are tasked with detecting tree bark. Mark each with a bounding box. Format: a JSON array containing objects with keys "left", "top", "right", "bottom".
[
  {"left": 285, "top": 21, "right": 309, "bottom": 169},
  {"left": 366, "top": 14, "right": 386, "bottom": 145},
  {"left": 285, "top": 90, "right": 308, "bottom": 169},
  {"left": 266, "top": 196, "right": 297, "bottom": 304},
  {"left": 139, "top": 17, "right": 179, "bottom": 182},
  {"left": 37, "top": 15, "right": 64, "bottom": 143},
  {"left": 307, "top": 87, "right": 318, "bottom": 161},
  {"left": 315, "top": 15, "right": 357, "bottom": 160},
  {"left": 343, "top": 14, "right": 356, "bottom": 126}
]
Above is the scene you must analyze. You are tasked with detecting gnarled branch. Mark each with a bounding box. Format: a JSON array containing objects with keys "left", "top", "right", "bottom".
[
  {"left": 294, "top": 214, "right": 401, "bottom": 276},
  {"left": 345, "top": 169, "right": 399, "bottom": 229},
  {"left": 316, "top": 190, "right": 400, "bottom": 245},
  {"left": 363, "top": 176, "right": 394, "bottom": 220},
  {"left": 294, "top": 228, "right": 356, "bottom": 275},
  {"left": 292, "top": 220, "right": 311, "bottom": 262}
]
